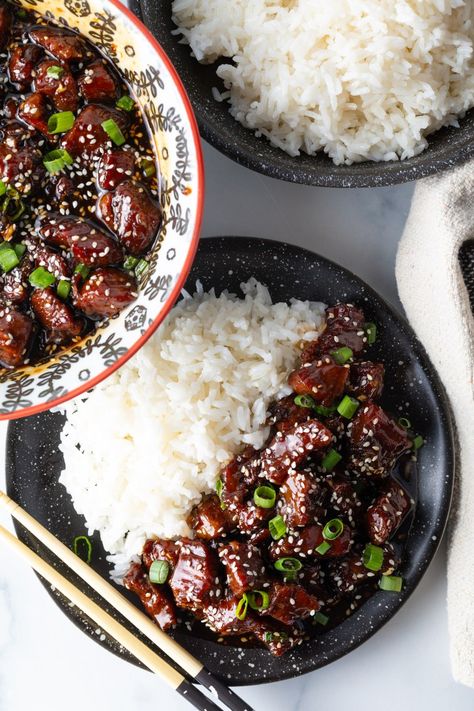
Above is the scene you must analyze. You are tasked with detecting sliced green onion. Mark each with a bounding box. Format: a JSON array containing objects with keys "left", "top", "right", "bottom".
[
  {"left": 294, "top": 394, "right": 316, "bottom": 409},
  {"left": 116, "top": 95, "right": 135, "bottom": 111},
  {"left": 253, "top": 485, "right": 276, "bottom": 509},
  {"left": 313, "top": 403, "right": 337, "bottom": 417},
  {"left": 313, "top": 611, "right": 329, "bottom": 626},
  {"left": 135, "top": 259, "right": 149, "bottom": 278},
  {"left": 47, "top": 65, "right": 64, "bottom": 79},
  {"left": 0, "top": 181, "right": 6, "bottom": 197},
  {"left": 264, "top": 631, "right": 288, "bottom": 643},
  {"left": 29, "top": 266, "right": 55, "bottom": 288},
  {"left": 412, "top": 435, "right": 424, "bottom": 451},
  {"left": 215, "top": 478, "right": 223, "bottom": 499},
  {"left": 16, "top": 7, "right": 27, "bottom": 18},
  {"left": 14, "top": 243, "right": 26, "bottom": 258},
  {"left": 331, "top": 346, "right": 353, "bottom": 365},
  {"left": 101, "top": 118, "right": 126, "bottom": 146},
  {"left": 247, "top": 590, "right": 270, "bottom": 611},
  {"left": 73, "top": 535, "right": 92, "bottom": 564},
  {"left": 365, "top": 322, "right": 377, "bottom": 345},
  {"left": 74, "top": 262, "right": 90, "bottom": 280},
  {"left": 141, "top": 159, "right": 156, "bottom": 178},
  {"left": 57, "top": 279, "right": 71, "bottom": 300},
  {"left": 379, "top": 575, "right": 403, "bottom": 592},
  {"left": 235, "top": 593, "right": 249, "bottom": 621},
  {"left": 0, "top": 247, "right": 19, "bottom": 273},
  {"left": 123, "top": 255, "right": 139, "bottom": 271},
  {"left": 315, "top": 541, "right": 331, "bottom": 555},
  {"left": 269, "top": 515, "right": 287, "bottom": 541},
  {"left": 48, "top": 111, "right": 75, "bottom": 135},
  {"left": 320, "top": 448, "right": 342, "bottom": 472},
  {"left": 337, "top": 395, "right": 359, "bottom": 419},
  {"left": 43, "top": 148, "right": 73, "bottom": 174},
  {"left": 363, "top": 543, "right": 384, "bottom": 572},
  {"left": 149, "top": 559, "right": 170, "bottom": 585},
  {"left": 398, "top": 417, "right": 411, "bottom": 430},
  {"left": 274, "top": 557, "right": 302, "bottom": 576},
  {"left": 322, "top": 518, "right": 344, "bottom": 541},
  {"left": 7, "top": 200, "right": 25, "bottom": 222}
]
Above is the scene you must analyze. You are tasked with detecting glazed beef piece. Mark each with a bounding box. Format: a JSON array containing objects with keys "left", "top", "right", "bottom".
[
  {"left": 325, "top": 474, "right": 362, "bottom": 527},
  {"left": 97, "top": 149, "right": 135, "bottom": 190},
  {"left": 260, "top": 419, "right": 332, "bottom": 485},
  {"left": 61, "top": 104, "right": 129, "bottom": 157},
  {"left": 34, "top": 59, "right": 78, "bottom": 112},
  {"left": 288, "top": 357, "right": 348, "bottom": 406},
  {"left": 220, "top": 448, "right": 257, "bottom": 507},
  {"left": 72, "top": 267, "right": 137, "bottom": 319},
  {"left": 168, "top": 540, "right": 223, "bottom": 612},
  {"left": 0, "top": 3, "right": 12, "bottom": 49},
  {"left": 8, "top": 44, "right": 43, "bottom": 87},
  {"left": 30, "top": 288, "right": 83, "bottom": 344},
  {"left": 367, "top": 478, "right": 412, "bottom": 545},
  {"left": 2, "top": 258, "right": 32, "bottom": 304},
  {"left": 78, "top": 59, "right": 118, "bottom": 102},
  {"left": 18, "top": 92, "right": 53, "bottom": 137},
  {"left": 331, "top": 543, "right": 400, "bottom": 594},
  {"left": 31, "top": 244, "right": 70, "bottom": 280},
  {"left": 266, "top": 583, "right": 319, "bottom": 626},
  {"left": 0, "top": 143, "right": 44, "bottom": 190},
  {"left": 267, "top": 394, "right": 312, "bottom": 434},
  {"left": 188, "top": 494, "right": 234, "bottom": 540},
  {"left": 98, "top": 180, "right": 162, "bottom": 256},
  {"left": 123, "top": 563, "right": 176, "bottom": 631},
  {"left": 234, "top": 501, "right": 273, "bottom": 535},
  {"left": 142, "top": 538, "right": 179, "bottom": 570},
  {"left": 269, "top": 521, "right": 352, "bottom": 560},
  {"left": 280, "top": 468, "right": 323, "bottom": 528},
  {"left": 219, "top": 541, "right": 268, "bottom": 597},
  {"left": 326, "top": 303, "right": 366, "bottom": 334},
  {"left": 37, "top": 214, "right": 123, "bottom": 267},
  {"left": 29, "top": 26, "right": 90, "bottom": 62},
  {"left": 0, "top": 307, "right": 34, "bottom": 368},
  {"left": 348, "top": 402, "right": 411, "bottom": 478},
  {"left": 348, "top": 361, "right": 384, "bottom": 401}
]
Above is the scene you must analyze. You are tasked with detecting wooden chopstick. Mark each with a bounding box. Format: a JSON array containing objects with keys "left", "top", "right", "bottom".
[
  {"left": 0, "top": 522, "right": 222, "bottom": 711},
  {"left": 0, "top": 491, "right": 253, "bottom": 711}
]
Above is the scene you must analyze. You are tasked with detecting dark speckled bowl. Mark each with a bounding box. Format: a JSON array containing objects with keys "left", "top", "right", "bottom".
[
  {"left": 131, "top": 0, "right": 474, "bottom": 188},
  {"left": 6, "top": 237, "right": 454, "bottom": 685}
]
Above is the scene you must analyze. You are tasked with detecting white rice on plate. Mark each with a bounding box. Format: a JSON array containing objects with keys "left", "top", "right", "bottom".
[
  {"left": 172, "top": 0, "right": 474, "bottom": 164},
  {"left": 59, "top": 279, "right": 325, "bottom": 578}
]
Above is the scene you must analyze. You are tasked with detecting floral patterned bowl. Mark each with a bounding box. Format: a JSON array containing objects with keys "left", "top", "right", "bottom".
[{"left": 0, "top": 0, "right": 204, "bottom": 419}]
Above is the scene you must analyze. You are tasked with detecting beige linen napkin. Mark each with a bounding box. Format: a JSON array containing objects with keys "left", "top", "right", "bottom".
[{"left": 396, "top": 162, "right": 474, "bottom": 687}]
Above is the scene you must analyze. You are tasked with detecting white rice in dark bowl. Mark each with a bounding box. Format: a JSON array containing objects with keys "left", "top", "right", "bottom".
[
  {"left": 59, "top": 279, "right": 325, "bottom": 579},
  {"left": 172, "top": 0, "right": 474, "bottom": 164}
]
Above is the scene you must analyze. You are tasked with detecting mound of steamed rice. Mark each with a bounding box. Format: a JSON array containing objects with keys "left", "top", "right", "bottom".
[
  {"left": 59, "top": 279, "right": 325, "bottom": 577},
  {"left": 172, "top": 0, "right": 474, "bottom": 164}
]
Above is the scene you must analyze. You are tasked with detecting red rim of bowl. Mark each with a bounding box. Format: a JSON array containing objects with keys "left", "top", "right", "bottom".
[{"left": 0, "top": 0, "right": 205, "bottom": 421}]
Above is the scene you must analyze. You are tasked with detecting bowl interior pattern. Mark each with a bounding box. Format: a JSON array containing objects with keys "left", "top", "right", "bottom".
[
  {"left": 0, "top": 0, "right": 203, "bottom": 418},
  {"left": 132, "top": 0, "right": 474, "bottom": 188}
]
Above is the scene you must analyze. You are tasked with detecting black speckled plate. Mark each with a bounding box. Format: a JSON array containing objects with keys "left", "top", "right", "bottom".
[
  {"left": 6, "top": 237, "right": 455, "bottom": 685},
  {"left": 130, "top": 0, "right": 474, "bottom": 188}
]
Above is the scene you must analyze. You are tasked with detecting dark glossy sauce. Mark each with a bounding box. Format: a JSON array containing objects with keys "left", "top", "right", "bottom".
[{"left": 0, "top": 2, "right": 161, "bottom": 369}]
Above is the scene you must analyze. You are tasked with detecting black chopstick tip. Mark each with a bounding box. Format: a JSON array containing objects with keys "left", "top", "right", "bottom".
[
  {"left": 195, "top": 668, "right": 255, "bottom": 711},
  {"left": 176, "top": 679, "right": 223, "bottom": 711}
]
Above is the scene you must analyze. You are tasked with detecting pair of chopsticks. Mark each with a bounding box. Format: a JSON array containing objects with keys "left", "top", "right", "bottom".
[{"left": 0, "top": 490, "right": 253, "bottom": 711}]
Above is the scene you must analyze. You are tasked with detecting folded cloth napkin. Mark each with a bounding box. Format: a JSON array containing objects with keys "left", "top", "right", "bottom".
[{"left": 396, "top": 162, "right": 474, "bottom": 688}]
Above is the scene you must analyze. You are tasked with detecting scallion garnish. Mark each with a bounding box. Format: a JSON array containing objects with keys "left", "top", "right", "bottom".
[
  {"left": 57, "top": 279, "right": 71, "bottom": 300},
  {"left": 116, "top": 95, "right": 135, "bottom": 111},
  {"left": 47, "top": 65, "right": 64, "bottom": 79},
  {"left": 314, "top": 403, "right": 337, "bottom": 417},
  {"left": 29, "top": 266, "right": 55, "bottom": 288},
  {"left": 330, "top": 346, "right": 353, "bottom": 365},
  {"left": 379, "top": 575, "right": 403, "bottom": 592},
  {"left": 294, "top": 394, "right": 316, "bottom": 409},
  {"left": 43, "top": 148, "right": 74, "bottom": 174},
  {"left": 362, "top": 543, "right": 384, "bottom": 572},
  {"left": 73, "top": 535, "right": 92, "bottom": 564},
  {"left": 101, "top": 118, "right": 126, "bottom": 146},
  {"left": 123, "top": 255, "right": 139, "bottom": 271},
  {"left": 315, "top": 541, "right": 331, "bottom": 555},
  {"left": 320, "top": 448, "right": 342, "bottom": 472},
  {"left": 0, "top": 181, "right": 6, "bottom": 197},
  {"left": 0, "top": 247, "right": 19, "bottom": 273},
  {"left": 398, "top": 417, "right": 411, "bottom": 430},
  {"left": 412, "top": 435, "right": 424, "bottom": 451},
  {"left": 269, "top": 515, "right": 287, "bottom": 540},
  {"left": 337, "top": 394, "right": 359, "bottom": 419},
  {"left": 48, "top": 111, "right": 75, "bottom": 135},
  {"left": 247, "top": 590, "right": 270, "bottom": 611},
  {"left": 215, "top": 478, "right": 227, "bottom": 510},
  {"left": 14, "top": 243, "right": 26, "bottom": 259},
  {"left": 74, "top": 262, "right": 90, "bottom": 280},
  {"left": 149, "top": 559, "right": 170, "bottom": 585},
  {"left": 141, "top": 159, "right": 156, "bottom": 178},
  {"left": 313, "top": 611, "right": 329, "bottom": 626},
  {"left": 274, "top": 557, "right": 302, "bottom": 580},
  {"left": 235, "top": 593, "right": 249, "bottom": 621},
  {"left": 253, "top": 485, "right": 276, "bottom": 509},
  {"left": 365, "top": 322, "right": 377, "bottom": 345},
  {"left": 135, "top": 259, "right": 149, "bottom": 278},
  {"left": 322, "top": 518, "right": 344, "bottom": 541},
  {"left": 263, "top": 631, "right": 288, "bottom": 643}
]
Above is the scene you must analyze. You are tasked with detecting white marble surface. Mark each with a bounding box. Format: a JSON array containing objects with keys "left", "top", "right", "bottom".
[{"left": 0, "top": 142, "right": 473, "bottom": 711}]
